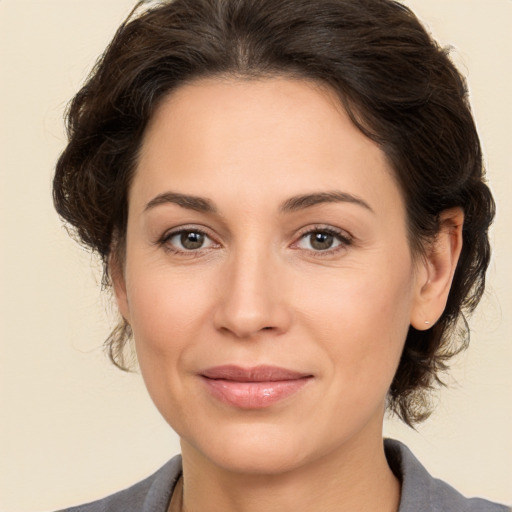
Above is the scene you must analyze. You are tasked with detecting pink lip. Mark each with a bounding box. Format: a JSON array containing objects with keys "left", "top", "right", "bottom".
[{"left": 200, "top": 365, "right": 313, "bottom": 409}]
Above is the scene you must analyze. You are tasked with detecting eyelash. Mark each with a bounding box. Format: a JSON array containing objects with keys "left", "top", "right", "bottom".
[
  {"left": 157, "top": 226, "right": 219, "bottom": 256},
  {"left": 292, "top": 225, "right": 353, "bottom": 257},
  {"left": 157, "top": 225, "right": 352, "bottom": 257}
]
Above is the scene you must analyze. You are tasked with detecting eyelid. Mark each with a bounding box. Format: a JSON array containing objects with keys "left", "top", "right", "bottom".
[
  {"left": 155, "top": 223, "right": 352, "bottom": 256},
  {"left": 291, "top": 224, "right": 353, "bottom": 255},
  {"left": 157, "top": 224, "right": 222, "bottom": 254}
]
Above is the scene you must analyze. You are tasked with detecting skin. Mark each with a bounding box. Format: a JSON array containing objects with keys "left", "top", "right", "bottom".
[{"left": 113, "top": 77, "right": 463, "bottom": 512}]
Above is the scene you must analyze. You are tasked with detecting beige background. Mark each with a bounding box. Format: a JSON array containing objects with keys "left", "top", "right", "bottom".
[{"left": 1, "top": 1, "right": 511, "bottom": 511}]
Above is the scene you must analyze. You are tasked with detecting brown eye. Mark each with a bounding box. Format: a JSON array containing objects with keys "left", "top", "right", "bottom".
[
  {"left": 164, "top": 229, "right": 216, "bottom": 252},
  {"left": 180, "top": 231, "right": 205, "bottom": 250},
  {"left": 295, "top": 228, "right": 351, "bottom": 253},
  {"left": 309, "top": 232, "right": 335, "bottom": 250}
]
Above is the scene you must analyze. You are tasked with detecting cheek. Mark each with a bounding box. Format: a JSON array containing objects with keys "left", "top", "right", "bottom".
[
  {"left": 125, "top": 260, "right": 214, "bottom": 366},
  {"left": 124, "top": 263, "right": 218, "bottom": 427},
  {"left": 295, "top": 255, "right": 414, "bottom": 387}
]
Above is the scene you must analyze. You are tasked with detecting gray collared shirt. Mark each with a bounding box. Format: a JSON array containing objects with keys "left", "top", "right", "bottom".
[{"left": 58, "top": 439, "right": 510, "bottom": 512}]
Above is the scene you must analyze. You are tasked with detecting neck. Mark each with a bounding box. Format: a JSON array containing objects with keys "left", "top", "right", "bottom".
[{"left": 179, "top": 429, "right": 400, "bottom": 512}]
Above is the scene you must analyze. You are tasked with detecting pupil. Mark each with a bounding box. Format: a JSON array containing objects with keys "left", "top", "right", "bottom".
[
  {"left": 311, "top": 232, "right": 333, "bottom": 250},
  {"left": 181, "top": 232, "right": 204, "bottom": 250}
]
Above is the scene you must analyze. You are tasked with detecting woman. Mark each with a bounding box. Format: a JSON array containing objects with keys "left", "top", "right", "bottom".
[{"left": 52, "top": 0, "right": 509, "bottom": 510}]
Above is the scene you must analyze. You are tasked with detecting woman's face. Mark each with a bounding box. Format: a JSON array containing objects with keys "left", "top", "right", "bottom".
[{"left": 116, "top": 77, "right": 427, "bottom": 474}]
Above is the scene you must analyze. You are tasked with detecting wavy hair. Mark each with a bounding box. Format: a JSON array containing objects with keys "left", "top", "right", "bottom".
[{"left": 54, "top": 0, "right": 495, "bottom": 425}]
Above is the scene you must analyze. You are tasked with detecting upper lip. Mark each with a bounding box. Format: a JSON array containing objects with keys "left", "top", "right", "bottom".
[{"left": 200, "top": 365, "right": 312, "bottom": 382}]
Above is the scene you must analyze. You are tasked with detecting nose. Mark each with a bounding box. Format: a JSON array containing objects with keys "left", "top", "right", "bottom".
[{"left": 213, "top": 249, "right": 292, "bottom": 339}]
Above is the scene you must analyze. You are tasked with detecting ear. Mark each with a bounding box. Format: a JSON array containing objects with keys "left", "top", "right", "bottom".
[
  {"left": 109, "top": 250, "right": 131, "bottom": 324},
  {"left": 410, "top": 207, "right": 464, "bottom": 330}
]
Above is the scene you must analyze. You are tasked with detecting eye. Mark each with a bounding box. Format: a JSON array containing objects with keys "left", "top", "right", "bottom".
[
  {"left": 163, "top": 229, "right": 217, "bottom": 252},
  {"left": 295, "top": 228, "right": 351, "bottom": 252}
]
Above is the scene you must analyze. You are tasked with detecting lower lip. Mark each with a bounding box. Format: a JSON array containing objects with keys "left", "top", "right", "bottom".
[{"left": 201, "top": 377, "right": 311, "bottom": 409}]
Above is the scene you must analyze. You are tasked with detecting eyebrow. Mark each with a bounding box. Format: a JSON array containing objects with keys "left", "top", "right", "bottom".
[
  {"left": 144, "top": 190, "right": 373, "bottom": 215},
  {"left": 280, "top": 191, "right": 374, "bottom": 214},
  {"left": 144, "top": 192, "right": 217, "bottom": 213}
]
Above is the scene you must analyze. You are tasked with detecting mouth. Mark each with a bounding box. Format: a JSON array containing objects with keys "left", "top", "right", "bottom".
[{"left": 199, "top": 365, "right": 313, "bottom": 409}]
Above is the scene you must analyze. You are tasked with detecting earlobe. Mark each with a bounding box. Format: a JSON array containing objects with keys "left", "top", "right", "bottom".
[
  {"left": 109, "top": 251, "right": 131, "bottom": 324},
  {"left": 410, "top": 207, "right": 464, "bottom": 330}
]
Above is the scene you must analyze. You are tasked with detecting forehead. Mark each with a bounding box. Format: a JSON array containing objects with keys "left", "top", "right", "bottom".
[{"left": 132, "top": 77, "right": 403, "bottom": 218}]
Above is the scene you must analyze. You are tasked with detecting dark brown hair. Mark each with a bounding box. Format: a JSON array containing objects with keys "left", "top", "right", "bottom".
[{"left": 53, "top": 0, "right": 495, "bottom": 425}]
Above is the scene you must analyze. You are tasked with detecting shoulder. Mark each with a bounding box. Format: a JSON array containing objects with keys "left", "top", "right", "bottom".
[
  {"left": 385, "top": 439, "right": 510, "bottom": 512},
  {"left": 55, "top": 455, "right": 182, "bottom": 512}
]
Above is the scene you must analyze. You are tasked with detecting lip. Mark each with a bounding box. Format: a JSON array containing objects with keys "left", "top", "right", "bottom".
[{"left": 200, "top": 365, "right": 313, "bottom": 409}]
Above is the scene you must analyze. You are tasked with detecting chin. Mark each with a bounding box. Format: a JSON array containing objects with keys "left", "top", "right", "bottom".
[
  {"left": 209, "top": 446, "right": 308, "bottom": 476},
  {"left": 183, "top": 423, "right": 315, "bottom": 476}
]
